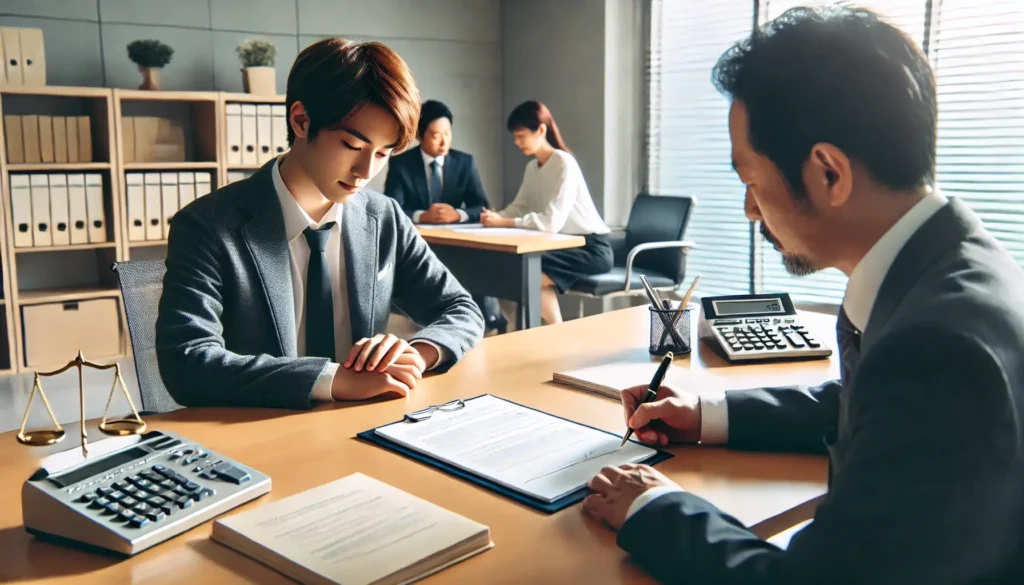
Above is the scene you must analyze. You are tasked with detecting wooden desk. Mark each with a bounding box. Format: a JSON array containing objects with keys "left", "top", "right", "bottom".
[
  {"left": 0, "top": 307, "right": 837, "bottom": 585},
  {"left": 417, "top": 227, "right": 585, "bottom": 329}
]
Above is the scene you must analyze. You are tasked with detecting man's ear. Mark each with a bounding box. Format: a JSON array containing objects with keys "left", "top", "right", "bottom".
[
  {"left": 289, "top": 101, "right": 311, "bottom": 141},
  {"left": 807, "top": 143, "right": 853, "bottom": 208}
]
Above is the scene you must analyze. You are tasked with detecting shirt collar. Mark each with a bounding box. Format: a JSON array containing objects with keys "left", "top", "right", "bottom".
[
  {"left": 421, "top": 148, "right": 445, "bottom": 168},
  {"left": 842, "top": 189, "right": 948, "bottom": 332},
  {"left": 272, "top": 156, "right": 340, "bottom": 242}
]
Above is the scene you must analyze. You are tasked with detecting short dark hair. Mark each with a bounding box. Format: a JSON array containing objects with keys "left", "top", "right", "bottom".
[
  {"left": 417, "top": 100, "right": 453, "bottom": 138},
  {"left": 712, "top": 7, "right": 936, "bottom": 195},
  {"left": 285, "top": 38, "right": 420, "bottom": 149}
]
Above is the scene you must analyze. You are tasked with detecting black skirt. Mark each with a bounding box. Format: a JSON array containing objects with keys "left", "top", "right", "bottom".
[{"left": 542, "top": 233, "right": 614, "bottom": 293}]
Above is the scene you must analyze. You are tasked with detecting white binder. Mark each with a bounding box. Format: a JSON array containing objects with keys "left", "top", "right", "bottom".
[
  {"left": 195, "top": 172, "right": 213, "bottom": 198},
  {"left": 67, "top": 174, "right": 88, "bottom": 245},
  {"left": 178, "top": 171, "right": 196, "bottom": 209},
  {"left": 85, "top": 174, "right": 106, "bottom": 243},
  {"left": 48, "top": 173, "right": 70, "bottom": 246},
  {"left": 143, "top": 173, "right": 162, "bottom": 241},
  {"left": 160, "top": 172, "right": 179, "bottom": 239},
  {"left": 10, "top": 174, "right": 33, "bottom": 247},
  {"left": 29, "top": 174, "right": 51, "bottom": 247},
  {"left": 1, "top": 28, "right": 23, "bottom": 85},
  {"left": 241, "top": 104, "right": 258, "bottom": 166},
  {"left": 256, "top": 104, "right": 273, "bottom": 165},
  {"left": 226, "top": 103, "right": 242, "bottom": 166},
  {"left": 272, "top": 105, "right": 288, "bottom": 157},
  {"left": 125, "top": 173, "right": 145, "bottom": 242}
]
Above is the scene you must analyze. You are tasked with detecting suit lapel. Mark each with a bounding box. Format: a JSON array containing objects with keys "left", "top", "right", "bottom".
[
  {"left": 407, "top": 146, "right": 431, "bottom": 208},
  {"left": 440, "top": 152, "right": 459, "bottom": 202},
  {"left": 343, "top": 197, "right": 379, "bottom": 341},
  {"left": 240, "top": 161, "right": 297, "bottom": 357}
]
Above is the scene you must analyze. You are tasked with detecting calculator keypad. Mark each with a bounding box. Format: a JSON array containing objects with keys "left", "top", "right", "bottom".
[
  {"left": 82, "top": 463, "right": 218, "bottom": 529},
  {"left": 716, "top": 319, "right": 823, "bottom": 355}
]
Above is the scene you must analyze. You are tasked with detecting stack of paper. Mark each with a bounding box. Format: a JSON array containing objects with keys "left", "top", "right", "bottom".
[{"left": 553, "top": 360, "right": 724, "bottom": 400}]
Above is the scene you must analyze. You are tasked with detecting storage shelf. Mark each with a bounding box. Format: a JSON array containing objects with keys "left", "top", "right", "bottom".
[
  {"left": 17, "top": 286, "right": 120, "bottom": 305},
  {"left": 123, "top": 161, "right": 218, "bottom": 171},
  {"left": 14, "top": 242, "right": 117, "bottom": 254},
  {"left": 222, "top": 92, "right": 285, "bottom": 103},
  {"left": 0, "top": 84, "right": 111, "bottom": 98},
  {"left": 115, "top": 89, "right": 219, "bottom": 102},
  {"left": 129, "top": 239, "right": 168, "bottom": 247},
  {"left": 7, "top": 162, "right": 110, "bottom": 172}
]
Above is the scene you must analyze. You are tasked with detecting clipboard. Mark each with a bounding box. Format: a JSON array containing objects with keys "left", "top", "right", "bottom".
[{"left": 357, "top": 394, "right": 673, "bottom": 514}]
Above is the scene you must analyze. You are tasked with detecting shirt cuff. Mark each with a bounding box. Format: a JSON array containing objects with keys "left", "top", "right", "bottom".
[
  {"left": 626, "top": 486, "right": 684, "bottom": 521},
  {"left": 410, "top": 340, "right": 447, "bottom": 370},
  {"left": 700, "top": 393, "right": 729, "bottom": 444},
  {"left": 456, "top": 209, "right": 469, "bottom": 223},
  {"left": 514, "top": 217, "right": 524, "bottom": 228},
  {"left": 412, "top": 210, "right": 425, "bottom": 223},
  {"left": 311, "top": 362, "right": 339, "bottom": 402}
]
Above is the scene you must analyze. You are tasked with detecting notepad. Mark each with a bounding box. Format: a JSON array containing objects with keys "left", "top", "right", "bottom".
[
  {"left": 211, "top": 473, "right": 492, "bottom": 585},
  {"left": 373, "top": 395, "right": 659, "bottom": 504},
  {"left": 553, "top": 360, "right": 725, "bottom": 400}
]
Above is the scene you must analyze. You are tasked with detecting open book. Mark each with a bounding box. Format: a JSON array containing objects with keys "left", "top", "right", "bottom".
[{"left": 212, "top": 473, "right": 492, "bottom": 585}]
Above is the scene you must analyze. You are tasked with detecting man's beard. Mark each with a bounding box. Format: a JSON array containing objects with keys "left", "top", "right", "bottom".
[{"left": 760, "top": 222, "right": 817, "bottom": 276}]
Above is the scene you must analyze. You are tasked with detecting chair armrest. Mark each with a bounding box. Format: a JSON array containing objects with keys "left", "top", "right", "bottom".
[
  {"left": 607, "top": 230, "right": 628, "bottom": 266},
  {"left": 624, "top": 240, "right": 696, "bottom": 292}
]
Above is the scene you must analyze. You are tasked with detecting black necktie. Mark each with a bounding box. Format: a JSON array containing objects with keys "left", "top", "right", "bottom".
[
  {"left": 429, "top": 160, "right": 442, "bottom": 202},
  {"left": 836, "top": 308, "right": 862, "bottom": 384},
  {"left": 304, "top": 223, "right": 336, "bottom": 359}
]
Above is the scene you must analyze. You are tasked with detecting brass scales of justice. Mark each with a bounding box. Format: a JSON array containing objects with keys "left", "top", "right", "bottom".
[{"left": 16, "top": 351, "right": 146, "bottom": 456}]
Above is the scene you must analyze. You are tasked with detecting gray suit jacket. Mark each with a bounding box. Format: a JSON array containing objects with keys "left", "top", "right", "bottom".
[
  {"left": 619, "top": 199, "right": 1024, "bottom": 584},
  {"left": 155, "top": 161, "right": 484, "bottom": 409}
]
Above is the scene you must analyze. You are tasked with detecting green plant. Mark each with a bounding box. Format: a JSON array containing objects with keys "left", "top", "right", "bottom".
[
  {"left": 236, "top": 39, "right": 277, "bottom": 67},
  {"left": 127, "top": 39, "right": 174, "bottom": 68}
]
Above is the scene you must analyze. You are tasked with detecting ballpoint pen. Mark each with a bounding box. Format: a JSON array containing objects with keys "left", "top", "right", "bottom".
[{"left": 620, "top": 351, "right": 673, "bottom": 447}]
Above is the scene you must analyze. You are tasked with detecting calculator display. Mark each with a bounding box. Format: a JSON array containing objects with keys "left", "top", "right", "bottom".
[{"left": 713, "top": 298, "right": 785, "bottom": 316}]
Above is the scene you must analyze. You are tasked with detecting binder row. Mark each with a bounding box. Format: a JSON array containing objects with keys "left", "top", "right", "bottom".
[
  {"left": 4, "top": 115, "right": 93, "bottom": 164},
  {"left": 125, "top": 172, "right": 212, "bottom": 242},
  {"left": 225, "top": 103, "right": 287, "bottom": 167},
  {"left": 10, "top": 173, "right": 106, "bottom": 247}
]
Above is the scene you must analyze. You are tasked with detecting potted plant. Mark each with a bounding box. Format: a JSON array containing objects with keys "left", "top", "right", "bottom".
[
  {"left": 127, "top": 39, "right": 173, "bottom": 90},
  {"left": 237, "top": 39, "right": 278, "bottom": 96}
]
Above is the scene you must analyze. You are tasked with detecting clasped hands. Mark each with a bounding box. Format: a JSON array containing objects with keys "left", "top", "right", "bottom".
[
  {"left": 479, "top": 208, "right": 515, "bottom": 228},
  {"left": 419, "top": 203, "right": 462, "bottom": 224},
  {"left": 330, "top": 334, "right": 439, "bottom": 401}
]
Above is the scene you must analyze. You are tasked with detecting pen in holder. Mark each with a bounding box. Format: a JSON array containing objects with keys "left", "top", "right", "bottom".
[{"left": 649, "top": 304, "right": 692, "bottom": 356}]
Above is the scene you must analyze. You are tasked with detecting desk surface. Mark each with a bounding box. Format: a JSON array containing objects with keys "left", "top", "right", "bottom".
[
  {"left": 0, "top": 307, "right": 838, "bottom": 585},
  {"left": 417, "top": 226, "right": 585, "bottom": 254}
]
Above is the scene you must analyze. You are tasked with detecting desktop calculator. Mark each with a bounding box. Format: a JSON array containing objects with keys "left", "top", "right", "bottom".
[
  {"left": 22, "top": 430, "right": 270, "bottom": 556},
  {"left": 697, "top": 293, "right": 833, "bottom": 362}
]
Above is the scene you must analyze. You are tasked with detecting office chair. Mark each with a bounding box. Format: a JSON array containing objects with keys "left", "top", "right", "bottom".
[
  {"left": 567, "top": 194, "right": 695, "bottom": 318},
  {"left": 112, "top": 259, "right": 182, "bottom": 414}
]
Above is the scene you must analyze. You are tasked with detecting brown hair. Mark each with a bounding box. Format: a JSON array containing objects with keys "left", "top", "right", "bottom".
[
  {"left": 286, "top": 38, "right": 420, "bottom": 150},
  {"left": 506, "top": 100, "right": 569, "bottom": 152}
]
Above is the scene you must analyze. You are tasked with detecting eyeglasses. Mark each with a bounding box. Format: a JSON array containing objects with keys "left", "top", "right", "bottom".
[{"left": 404, "top": 399, "right": 466, "bottom": 422}]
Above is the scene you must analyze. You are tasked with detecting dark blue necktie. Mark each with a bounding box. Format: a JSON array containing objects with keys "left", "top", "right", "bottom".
[
  {"left": 304, "top": 223, "right": 336, "bottom": 360},
  {"left": 836, "top": 308, "right": 862, "bottom": 384},
  {"left": 429, "top": 159, "right": 442, "bottom": 202}
]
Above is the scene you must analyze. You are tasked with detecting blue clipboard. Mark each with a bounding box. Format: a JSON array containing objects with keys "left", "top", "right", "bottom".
[{"left": 357, "top": 394, "right": 673, "bottom": 514}]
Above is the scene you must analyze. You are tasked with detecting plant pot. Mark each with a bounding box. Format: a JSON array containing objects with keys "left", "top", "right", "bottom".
[
  {"left": 242, "top": 66, "right": 276, "bottom": 96},
  {"left": 138, "top": 66, "right": 161, "bottom": 90}
]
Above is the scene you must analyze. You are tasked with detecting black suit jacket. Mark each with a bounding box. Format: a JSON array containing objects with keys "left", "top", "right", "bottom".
[
  {"left": 619, "top": 199, "right": 1024, "bottom": 584},
  {"left": 155, "top": 160, "right": 484, "bottom": 410},
  {"left": 383, "top": 146, "right": 490, "bottom": 222}
]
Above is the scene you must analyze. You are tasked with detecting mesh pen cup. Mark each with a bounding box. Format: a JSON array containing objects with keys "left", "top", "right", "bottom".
[{"left": 649, "top": 306, "right": 692, "bottom": 355}]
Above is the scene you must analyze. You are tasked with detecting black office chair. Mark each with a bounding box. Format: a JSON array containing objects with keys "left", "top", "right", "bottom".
[
  {"left": 568, "top": 194, "right": 695, "bottom": 318},
  {"left": 112, "top": 259, "right": 182, "bottom": 414}
]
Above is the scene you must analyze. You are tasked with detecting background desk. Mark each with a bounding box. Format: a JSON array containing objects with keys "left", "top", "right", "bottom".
[
  {"left": 417, "top": 227, "right": 585, "bottom": 329},
  {"left": 0, "top": 306, "right": 838, "bottom": 585}
]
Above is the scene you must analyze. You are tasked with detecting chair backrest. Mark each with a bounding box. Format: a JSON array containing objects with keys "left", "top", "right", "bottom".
[
  {"left": 112, "top": 259, "right": 182, "bottom": 414},
  {"left": 624, "top": 194, "right": 695, "bottom": 283}
]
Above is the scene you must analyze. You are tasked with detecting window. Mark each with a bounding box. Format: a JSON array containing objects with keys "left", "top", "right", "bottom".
[{"left": 647, "top": 0, "right": 1024, "bottom": 305}]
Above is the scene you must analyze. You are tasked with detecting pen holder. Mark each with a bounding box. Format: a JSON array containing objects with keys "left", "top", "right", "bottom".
[{"left": 649, "top": 305, "right": 692, "bottom": 356}]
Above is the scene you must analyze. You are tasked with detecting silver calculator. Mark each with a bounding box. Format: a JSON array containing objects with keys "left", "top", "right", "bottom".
[
  {"left": 697, "top": 293, "right": 833, "bottom": 362},
  {"left": 22, "top": 430, "right": 270, "bottom": 556}
]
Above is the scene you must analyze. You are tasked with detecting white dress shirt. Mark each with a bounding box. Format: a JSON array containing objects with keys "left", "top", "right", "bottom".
[
  {"left": 626, "top": 189, "right": 950, "bottom": 521},
  {"left": 272, "top": 157, "right": 445, "bottom": 402},
  {"left": 411, "top": 151, "right": 470, "bottom": 224},
  {"left": 499, "top": 150, "right": 610, "bottom": 235}
]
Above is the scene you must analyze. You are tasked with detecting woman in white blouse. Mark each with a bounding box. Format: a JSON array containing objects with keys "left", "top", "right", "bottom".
[{"left": 480, "top": 100, "right": 613, "bottom": 324}]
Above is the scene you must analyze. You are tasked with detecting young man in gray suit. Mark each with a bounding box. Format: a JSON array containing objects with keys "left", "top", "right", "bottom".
[
  {"left": 156, "top": 38, "right": 484, "bottom": 409},
  {"left": 584, "top": 7, "right": 1024, "bottom": 584}
]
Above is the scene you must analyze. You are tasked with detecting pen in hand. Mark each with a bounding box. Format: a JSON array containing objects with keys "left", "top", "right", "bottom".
[{"left": 620, "top": 351, "right": 674, "bottom": 448}]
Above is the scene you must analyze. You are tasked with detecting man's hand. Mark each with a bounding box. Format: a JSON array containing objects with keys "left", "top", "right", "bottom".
[
  {"left": 480, "top": 208, "right": 515, "bottom": 228},
  {"left": 330, "top": 366, "right": 412, "bottom": 401},
  {"left": 583, "top": 464, "right": 679, "bottom": 531},
  {"left": 345, "top": 334, "right": 409, "bottom": 373},
  {"left": 428, "top": 203, "right": 461, "bottom": 224},
  {"left": 622, "top": 384, "right": 702, "bottom": 445}
]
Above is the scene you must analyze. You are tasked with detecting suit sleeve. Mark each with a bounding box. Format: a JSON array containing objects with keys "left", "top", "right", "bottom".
[
  {"left": 383, "top": 159, "right": 418, "bottom": 219},
  {"left": 460, "top": 154, "right": 490, "bottom": 222},
  {"left": 155, "top": 208, "right": 330, "bottom": 409},
  {"left": 387, "top": 198, "right": 484, "bottom": 370},
  {"left": 724, "top": 380, "right": 842, "bottom": 454},
  {"left": 617, "top": 325, "right": 1018, "bottom": 584}
]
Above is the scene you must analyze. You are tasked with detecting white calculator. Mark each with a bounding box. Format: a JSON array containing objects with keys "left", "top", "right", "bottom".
[{"left": 697, "top": 293, "right": 832, "bottom": 362}]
